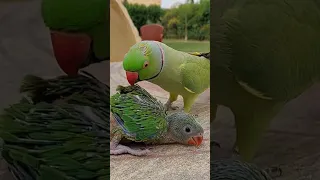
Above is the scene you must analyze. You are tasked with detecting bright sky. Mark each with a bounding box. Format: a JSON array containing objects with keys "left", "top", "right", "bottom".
[{"left": 161, "top": 0, "right": 200, "bottom": 9}]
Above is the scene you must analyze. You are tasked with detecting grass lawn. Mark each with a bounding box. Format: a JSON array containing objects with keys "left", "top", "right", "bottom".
[{"left": 163, "top": 39, "right": 210, "bottom": 53}]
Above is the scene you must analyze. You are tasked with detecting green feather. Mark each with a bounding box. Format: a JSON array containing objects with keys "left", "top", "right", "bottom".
[
  {"left": 111, "top": 85, "right": 168, "bottom": 142},
  {"left": 0, "top": 72, "right": 109, "bottom": 179}
]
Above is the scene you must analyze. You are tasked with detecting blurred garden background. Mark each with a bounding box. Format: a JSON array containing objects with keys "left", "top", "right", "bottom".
[{"left": 122, "top": 0, "right": 210, "bottom": 52}]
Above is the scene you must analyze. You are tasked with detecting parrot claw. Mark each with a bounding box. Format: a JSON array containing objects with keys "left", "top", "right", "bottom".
[
  {"left": 141, "top": 146, "right": 154, "bottom": 150},
  {"left": 111, "top": 144, "right": 151, "bottom": 156},
  {"left": 232, "top": 145, "right": 240, "bottom": 155},
  {"left": 211, "top": 140, "right": 221, "bottom": 148},
  {"left": 264, "top": 166, "right": 282, "bottom": 178},
  {"left": 164, "top": 102, "right": 179, "bottom": 111}
]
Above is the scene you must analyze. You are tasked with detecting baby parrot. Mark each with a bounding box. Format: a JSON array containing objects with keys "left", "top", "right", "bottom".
[
  {"left": 122, "top": 41, "right": 210, "bottom": 112},
  {"left": 110, "top": 85, "right": 204, "bottom": 156},
  {"left": 41, "top": 0, "right": 109, "bottom": 75},
  {"left": 212, "top": 0, "right": 320, "bottom": 161}
]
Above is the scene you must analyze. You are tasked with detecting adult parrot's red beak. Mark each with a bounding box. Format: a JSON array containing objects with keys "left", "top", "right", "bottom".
[
  {"left": 50, "top": 31, "right": 91, "bottom": 76},
  {"left": 187, "top": 135, "right": 203, "bottom": 147},
  {"left": 126, "top": 71, "right": 139, "bottom": 86}
]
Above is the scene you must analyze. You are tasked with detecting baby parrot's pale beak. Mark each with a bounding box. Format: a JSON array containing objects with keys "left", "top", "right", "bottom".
[
  {"left": 126, "top": 71, "right": 139, "bottom": 86},
  {"left": 188, "top": 135, "right": 203, "bottom": 147}
]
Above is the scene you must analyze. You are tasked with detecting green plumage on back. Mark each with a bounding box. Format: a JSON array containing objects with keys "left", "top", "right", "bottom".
[{"left": 111, "top": 85, "right": 167, "bottom": 142}]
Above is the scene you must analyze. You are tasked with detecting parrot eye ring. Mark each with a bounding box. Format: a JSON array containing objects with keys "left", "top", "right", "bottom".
[
  {"left": 143, "top": 61, "right": 149, "bottom": 68},
  {"left": 185, "top": 127, "right": 191, "bottom": 133}
]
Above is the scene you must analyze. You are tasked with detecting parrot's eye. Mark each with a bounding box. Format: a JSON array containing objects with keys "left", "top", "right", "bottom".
[
  {"left": 185, "top": 127, "right": 191, "bottom": 133},
  {"left": 143, "top": 61, "right": 149, "bottom": 68}
]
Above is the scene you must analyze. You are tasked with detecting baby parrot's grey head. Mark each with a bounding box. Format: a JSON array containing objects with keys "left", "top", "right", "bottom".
[{"left": 166, "top": 111, "right": 204, "bottom": 146}]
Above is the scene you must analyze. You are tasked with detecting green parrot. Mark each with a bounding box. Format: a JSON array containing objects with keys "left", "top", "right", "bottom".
[
  {"left": 211, "top": 0, "right": 320, "bottom": 161},
  {"left": 110, "top": 85, "right": 204, "bottom": 156},
  {"left": 122, "top": 41, "right": 210, "bottom": 113},
  {"left": 41, "top": 0, "right": 109, "bottom": 75},
  {"left": 0, "top": 72, "right": 109, "bottom": 179}
]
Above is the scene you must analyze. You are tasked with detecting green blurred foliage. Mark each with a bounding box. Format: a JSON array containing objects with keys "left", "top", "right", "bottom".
[{"left": 123, "top": 0, "right": 210, "bottom": 40}]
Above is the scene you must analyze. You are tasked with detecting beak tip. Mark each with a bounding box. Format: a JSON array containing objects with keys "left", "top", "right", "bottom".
[
  {"left": 188, "top": 135, "right": 204, "bottom": 147},
  {"left": 126, "top": 71, "right": 139, "bottom": 86},
  {"left": 50, "top": 31, "right": 91, "bottom": 76}
]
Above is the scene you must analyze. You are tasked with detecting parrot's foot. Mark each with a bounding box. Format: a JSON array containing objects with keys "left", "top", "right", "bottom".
[
  {"left": 264, "top": 166, "right": 282, "bottom": 178},
  {"left": 110, "top": 144, "right": 151, "bottom": 156},
  {"left": 164, "top": 102, "right": 179, "bottom": 111},
  {"left": 232, "top": 145, "right": 240, "bottom": 155}
]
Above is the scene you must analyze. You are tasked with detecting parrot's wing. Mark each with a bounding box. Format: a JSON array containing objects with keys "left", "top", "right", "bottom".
[
  {"left": 179, "top": 62, "right": 210, "bottom": 94},
  {"left": 111, "top": 88, "right": 167, "bottom": 142},
  {"left": 212, "top": 0, "right": 320, "bottom": 101}
]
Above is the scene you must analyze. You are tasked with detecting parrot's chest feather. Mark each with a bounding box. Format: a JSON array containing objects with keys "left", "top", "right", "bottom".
[
  {"left": 149, "top": 65, "right": 187, "bottom": 95},
  {"left": 148, "top": 51, "right": 196, "bottom": 95}
]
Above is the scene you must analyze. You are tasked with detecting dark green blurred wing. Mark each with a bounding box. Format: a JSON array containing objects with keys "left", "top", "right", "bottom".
[
  {"left": 42, "top": 0, "right": 107, "bottom": 31},
  {"left": 1, "top": 72, "right": 109, "bottom": 179},
  {"left": 212, "top": 0, "right": 320, "bottom": 101},
  {"left": 0, "top": 101, "right": 108, "bottom": 180}
]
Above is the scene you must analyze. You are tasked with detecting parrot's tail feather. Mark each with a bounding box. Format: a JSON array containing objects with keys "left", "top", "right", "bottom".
[
  {"left": 20, "top": 75, "right": 46, "bottom": 93},
  {"left": 19, "top": 73, "right": 109, "bottom": 104},
  {"left": 79, "top": 70, "right": 99, "bottom": 81}
]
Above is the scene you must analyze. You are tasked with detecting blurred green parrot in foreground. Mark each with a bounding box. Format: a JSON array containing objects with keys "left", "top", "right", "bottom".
[
  {"left": 211, "top": 0, "right": 320, "bottom": 161},
  {"left": 122, "top": 40, "right": 210, "bottom": 112},
  {"left": 211, "top": 159, "right": 273, "bottom": 180},
  {"left": 211, "top": 139, "right": 281, "bottom": 179},
  {"left": 41, "top": 0, "right": 109, "bottom": 75},
  {"left": 110, "top": 85, "right": 204, "bottom": 156},
  {"left": 0, "top": 72, "right": 109, "bottom": 179}
]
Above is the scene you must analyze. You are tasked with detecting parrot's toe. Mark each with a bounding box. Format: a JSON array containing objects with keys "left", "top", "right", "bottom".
[
  {"left": 165, "top": 104, "right": 179, "bottom": 111},
  {"left": 211, "top": 140, "right": 221, "bottom": 148},
  {"left": 110, "top": 144, "right": 151, "bottom": 156},
  {"left": 164, "top": 99, "right": 180, "bottom": 111},
  {"left": 141, "top": 146, "right": 154, "bottom": 151},
  {"left": 232, "top": 145, "right": 240, "bottom": 155},
  {"left": 264, "top": 166, "right": 282, "bottom": 178}
]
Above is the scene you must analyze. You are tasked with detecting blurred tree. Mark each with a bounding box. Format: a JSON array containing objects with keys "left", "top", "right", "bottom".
[
  {"left": 124, "top": 3, "right": 164, "bottom": 34},
  {"left": 124, "top": 0, "right": 209, "bottom": 40},
  {"left": 161, "top": 0, "right": 209, "bottom": 40}
]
